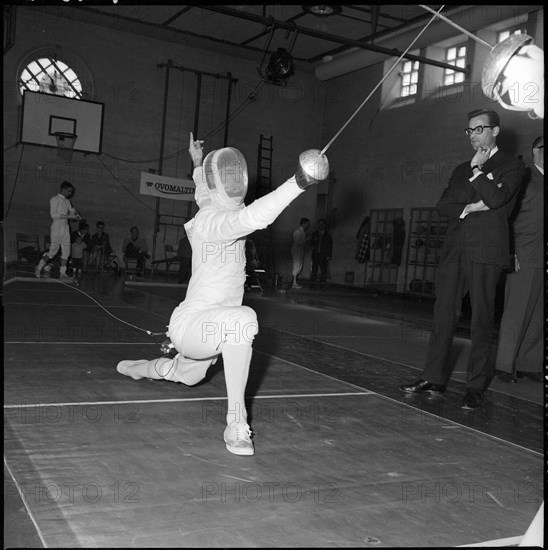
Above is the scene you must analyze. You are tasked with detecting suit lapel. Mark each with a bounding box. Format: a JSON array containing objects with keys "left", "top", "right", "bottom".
[{"left": 481, "top": 149, "right": 500, "bottom": 173}]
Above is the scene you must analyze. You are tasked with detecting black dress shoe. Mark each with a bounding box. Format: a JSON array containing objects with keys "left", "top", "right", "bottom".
[
  {"left": 495, "top": 370, "right": 517, "bottom": 383},
  {"left": 516, "top": 371, "right": 543, "bottom": 382},
  {"left": 399, "top": 379, "right": 445, "bottom": 396},
  {"left": 461, "top": 388, "right": 484, "bottom": 410}
]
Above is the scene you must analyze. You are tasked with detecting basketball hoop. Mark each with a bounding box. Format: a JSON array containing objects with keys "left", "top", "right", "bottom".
[{"left": 53, "top": 132, "right": 77, "bottom": 162}]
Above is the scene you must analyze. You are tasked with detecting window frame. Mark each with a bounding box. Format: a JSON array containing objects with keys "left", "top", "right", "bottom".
[
  {"left": 443, "top": 43, "right": 467, "bottom": 87},
  {"left": 16, "top": 47, "right": 94, "bottom": 103},
  {"left": 496, "top": 24, "right": 528, "bottom": 43},
  {"left": 19, "top": 56, "right": 84, "bottom": 99},
  {"left": 400, "top": 60, "right": 420, "bottom": 98}
]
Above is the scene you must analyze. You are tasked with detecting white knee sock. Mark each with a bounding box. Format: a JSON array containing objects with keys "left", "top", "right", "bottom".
[{"left": 222, "top": 343, "right": 252, "bottom": 425}]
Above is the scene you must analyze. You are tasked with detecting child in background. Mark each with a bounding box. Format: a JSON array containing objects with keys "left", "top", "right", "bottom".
[{"left": 71, "top": 235, "right": 87, "bottom": 281}]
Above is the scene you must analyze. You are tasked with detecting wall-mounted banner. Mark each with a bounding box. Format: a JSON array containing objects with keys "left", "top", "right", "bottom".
[{"left": 140, "top": 173, "right": 195, "bottom": 201}]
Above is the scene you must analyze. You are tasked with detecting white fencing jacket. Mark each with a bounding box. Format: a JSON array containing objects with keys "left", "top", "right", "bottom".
[{"left": 171, "top": 167, "right": 303, "bottom": 323}]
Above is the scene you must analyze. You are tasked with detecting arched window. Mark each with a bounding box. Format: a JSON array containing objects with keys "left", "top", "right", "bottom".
[
  {"left": 17, "top": 48, "right": 93, "bottom": 101},
  {"left": 20, "top": 57, "right": 83, "bottom": 98}
]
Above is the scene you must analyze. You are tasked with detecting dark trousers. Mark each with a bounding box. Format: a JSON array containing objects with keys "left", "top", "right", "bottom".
[
  {"left": 495, "top": 267, "right": 542, "bottom": 374},
  {"left": 311, "top": 255, "right": 329, "bottom": 285},
  {"left": 423, "top": 246, "right": 502, "bottom": 390},
  {"left": 177, "top": 257, "right": 191, "bottom": 282},
  {"left": 125, "top": 244, "right": 146, "bottom": 270}
]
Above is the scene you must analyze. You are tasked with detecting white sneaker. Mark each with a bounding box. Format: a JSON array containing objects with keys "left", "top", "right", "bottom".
[
  {"left": 59, "top": 273, "right": 74, "bottom": 281},
  {"left": 224, "top": 422, "right": 254, "bottom": 456},
  {"left": 35, "top": 267, "right": 42, "bottom": 278}
]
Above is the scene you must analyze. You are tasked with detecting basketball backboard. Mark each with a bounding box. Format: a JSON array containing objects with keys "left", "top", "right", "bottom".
[{"left": 20, "top": 90, "right": 104, "bottom": 154}]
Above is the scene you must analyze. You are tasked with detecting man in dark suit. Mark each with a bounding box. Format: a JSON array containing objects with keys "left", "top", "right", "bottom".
[
  {"left": 400, "top": 109, "right": 525, "bottom": 409},
  {"left": 495, "top": 136, "right": 543, "bottom": 383},
  {"left": 310, "top": 219, "right": 333, "bottom": 290}
]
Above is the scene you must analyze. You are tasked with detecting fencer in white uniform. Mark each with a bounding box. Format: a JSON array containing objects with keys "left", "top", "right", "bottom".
[
  {"left": 117, "top": 134, "right": 328, "bottom": 455},
  {"left": 35, "top": 181, "right": 81, "bottom": 279}
]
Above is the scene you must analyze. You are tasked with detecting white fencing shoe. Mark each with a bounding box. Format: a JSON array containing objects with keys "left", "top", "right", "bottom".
[{"left": 224, "top": 421, "right": 254, "bottom": 456}]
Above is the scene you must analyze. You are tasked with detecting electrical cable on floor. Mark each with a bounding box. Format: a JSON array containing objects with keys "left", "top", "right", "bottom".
[
  {"left": 11, "top": 270, "right": 167, "bottom": 336},
  {"left": 54, "top": 278, "right": 167, "bottom": 336}
]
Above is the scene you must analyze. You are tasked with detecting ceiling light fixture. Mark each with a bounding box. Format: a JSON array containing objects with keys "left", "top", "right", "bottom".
[
  {"left": 257, "top": 24, "right": 298, "bottom": 87},
  {"left": 303, "top": 5, "right": 342, "bottom": 17},
  {"left": 420, "top": 4, "right": 544, "bottom": 119},
  {"left": 264, "top": 48, "right": 295, "bottom": 85}
]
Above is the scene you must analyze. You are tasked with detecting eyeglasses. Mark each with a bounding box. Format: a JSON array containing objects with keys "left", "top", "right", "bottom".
[{"left": 464, "top": 125, "right": 496, "bottom": 136}]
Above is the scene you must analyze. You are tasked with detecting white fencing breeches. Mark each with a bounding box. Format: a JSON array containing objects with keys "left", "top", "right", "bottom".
[
  {"left": 164, "top": 305, "right": 258, "bottom": 385},
  {"left": 48, "top": 220, "right": 71, "bottom": 259}
]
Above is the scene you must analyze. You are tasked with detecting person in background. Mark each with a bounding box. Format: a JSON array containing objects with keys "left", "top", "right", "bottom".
[
  {"left": 399, "top": 109, "right": 525, "bottom": 410},
  {"left": 122, "top": 226, "right": 150, "bottom": 275},
  {"left": 176, "top": 229, "right": 192, "bottom": 284},
  {"left": 89, "top": 221, "right": 113, "bottom": 270},
  {"left": 310, "top": 219, "right": 333, "bottom": 290},
  {"left": 71, "top": 221, "right": 91, "bottom": 272},
  {"left": 495, "top": 135, "right": 544, "bottom": 383},
  {"left": 291, "top": 217, "right": 310, "bottom": 289},
  {"left": 35, "top": 180, "right": 81, "bottom": 281},
  {"left": 355, "top": 215, "right": 371, "bottom": 286},
  {"left": 71, "top": 234, "right": 87, "bottom": 281}
]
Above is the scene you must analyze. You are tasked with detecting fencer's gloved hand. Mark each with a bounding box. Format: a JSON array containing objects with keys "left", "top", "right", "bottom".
[
  {"left": 160, "top": 338, "right": 177, "bottom": 358},
  {"left": 189, "top": 132, "right": 204, "bottom": 168},
  {"left": 295, "top": 149, "right": 329, "bottom": 189}
]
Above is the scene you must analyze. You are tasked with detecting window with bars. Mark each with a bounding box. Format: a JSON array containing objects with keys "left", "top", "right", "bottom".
[
  {"left": 443, "top": 44, "right": 466, "bottom": 86},
  {"left": 19, "top": 57, "right": 83, "bottom": 99},
  {"left": 497, "top": 26, "right": 527, "bottom": 43},
  {"left": 400, "top": 60, "right": 419, "bottom": 98}
]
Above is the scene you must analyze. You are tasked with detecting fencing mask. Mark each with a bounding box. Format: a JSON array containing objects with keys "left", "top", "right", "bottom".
[{"left": 203, "top": 148, "right": 248, "bottom": 210}]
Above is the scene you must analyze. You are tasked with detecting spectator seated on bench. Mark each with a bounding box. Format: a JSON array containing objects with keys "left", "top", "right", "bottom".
[{"left": 122, "top": 226, "right": 149, "bottom": 275}]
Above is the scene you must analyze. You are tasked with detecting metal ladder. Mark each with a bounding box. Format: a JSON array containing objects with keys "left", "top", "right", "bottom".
[{"left": 254, "top": 134, "right": 276, "bottom": 278}]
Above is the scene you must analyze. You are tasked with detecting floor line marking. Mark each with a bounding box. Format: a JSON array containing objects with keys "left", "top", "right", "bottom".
[
  {"left": 268, "top": 327, "right": 541, "bottom": 404},
  {"left": 5, "top": 285, "right": 542, "bottom": 449},
  {"left": 254, "top": 349, "right": 374, "bottom": 394},
  {"left": 294, "top": 334, "right": 399, "bottom": 339},
  {"left": 3, "top": 455, "right": 48, "bottom": 549},
  {"left": 273, "top": 326, "right": 425, "bottom": 369},
  {"left": 457, "top": 535, "right": 523, "bottom": 546},
  {"left": 218, "top": 474, "right": 255, "bottom": 483},
  {"left": 255, "top": 351, "right": 543, "bottom": 457},
  {"left": 5, "top": 302, "right": 135, "bottom": 308},
  {"left": 4, "top": 277, "right": 170, "bottom": 324},
  {"left": 5, "top": 342, "right": 159, "bottom": 345},
  {"left": 4, "top": 277, "right": 75, "bottom": 286},
  {"left": 3, "top": 392, "right": 372, "bottom": 409}
]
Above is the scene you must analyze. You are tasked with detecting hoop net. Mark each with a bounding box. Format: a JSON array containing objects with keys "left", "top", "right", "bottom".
[{"left": 54, "top": 132, "right": 77, "bottom": 162}]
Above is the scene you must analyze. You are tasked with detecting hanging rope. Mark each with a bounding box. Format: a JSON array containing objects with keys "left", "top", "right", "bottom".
[
  {"left": 4, "top": 144, "right": 26, "bottom": 220},
  {"left": 174, "top": 69, "right": 186, "bottom": 176},
  {"left": 101, "top": 79, "right": 265, "bottom": 165},
  {"left": 95, "top": 155, "right": 157, "bottom": 213}
]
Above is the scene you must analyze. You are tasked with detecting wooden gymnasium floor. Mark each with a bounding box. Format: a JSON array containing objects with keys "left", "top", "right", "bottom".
[{"left": 3, "top": 275, "right": 543, "bottom": 548}]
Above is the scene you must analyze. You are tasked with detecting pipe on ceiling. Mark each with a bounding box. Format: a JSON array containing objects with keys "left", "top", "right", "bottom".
[{"left": 315, "top": 5, "right": 536, "bottom": 81}]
